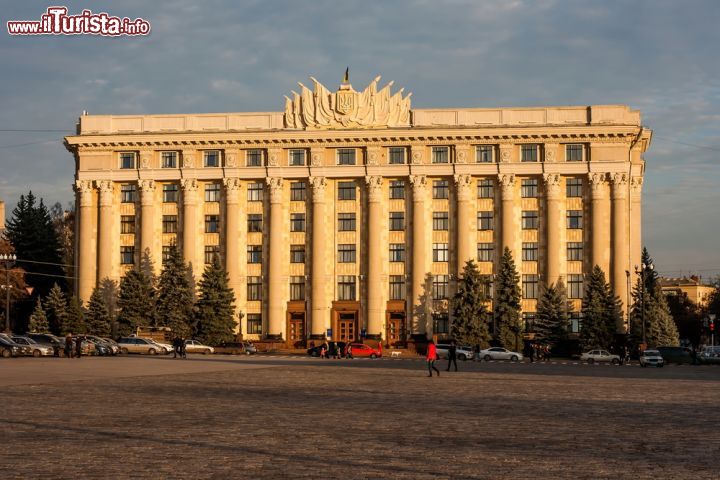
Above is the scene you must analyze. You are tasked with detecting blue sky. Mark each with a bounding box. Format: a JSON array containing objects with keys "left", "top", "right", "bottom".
[{"left": 1, "top": 0, "right": 719, "bottom": 279}]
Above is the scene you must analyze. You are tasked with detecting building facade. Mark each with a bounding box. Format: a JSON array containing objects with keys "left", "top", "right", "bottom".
[
  {"left": 65, "top": 75, "right": 651, "bottom": 346},
  {"left": 660, "top": 276, "right": 715, "bottom": 307}
]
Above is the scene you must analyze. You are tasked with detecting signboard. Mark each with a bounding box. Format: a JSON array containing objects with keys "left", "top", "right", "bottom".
[{"left": 326, "top": 328, "right": 332, "bottom": 338}]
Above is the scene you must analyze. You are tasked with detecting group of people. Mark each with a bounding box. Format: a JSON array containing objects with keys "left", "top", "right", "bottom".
[
  {"left": 172, "top": 337, "right": 187, "bottom": 359},
  {"left": 426, "top": 340, "right": 461, "bottom": 377},
  {"left": 524, "top": 343, "right": 552, "bottom": 363},
  {"left": 63, "top": 333, "right": 84, "bottom": 358},
  {"left": 314, "top": 341, "right": 353, "bottom": 359}
]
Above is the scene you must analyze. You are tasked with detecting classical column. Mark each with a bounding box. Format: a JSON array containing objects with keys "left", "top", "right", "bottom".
[
  {"left": 96, "top": 180, "right": 114, "bottom": 282},
  {"left": 544, "top": 173, "right": 563, "bottom": 286},
  {"left": 365, "top": 175, "right": 384, "bottom": 338},
  {"left": 590, "top": 173, "right": 611, "bottom": 274},
  {"left": 499, "top": 174, "right": 517, "bottom": 259},
  {"left": 630, "top": 176, "right": 643, "bottom": 280},
  {"left": 410, "top": 174, "right": 428, "bottom": 337},
  {"left": 267, "top": 177, "right": 284, "bottom": 339},
  {"left": 181, "top": 178, "right": 199, "bottom": 277},
  {"left": 612, "top": 172, "right": 630, "bottom": 326},
  {"left": 224, "top": 178, "right": 242, "bottom": 318},
  {"left": 75, "top": 180, "right": 95, "bottom": 302},
  {"left": 139, "top": 179, "right": 156, "bottom": 272},
  {"left": 454, "top": 174, "right": 473, "bottom": 275},
  {"left": 309, "top": 177, "right": 329, "bottom": 338}
]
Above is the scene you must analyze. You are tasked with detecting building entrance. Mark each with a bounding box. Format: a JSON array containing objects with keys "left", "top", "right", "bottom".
[
  {"left": 337, "top": 312, "right": 357, "bottom": 343},
  {"left": 386, "top": 312, "right": 407, "bottom": 348}
]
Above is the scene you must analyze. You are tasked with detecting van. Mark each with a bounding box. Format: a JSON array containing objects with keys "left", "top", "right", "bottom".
[{"left": 656, "top": 346, "right": 693, "bottom": 364}]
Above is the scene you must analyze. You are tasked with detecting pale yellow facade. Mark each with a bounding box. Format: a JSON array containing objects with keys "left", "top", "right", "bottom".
[
  {"left": 65, "top": 75, "right": 651, "bottom": 344},
  {"left": 660, "top": 276, "right": 715, "bottom": 307}
]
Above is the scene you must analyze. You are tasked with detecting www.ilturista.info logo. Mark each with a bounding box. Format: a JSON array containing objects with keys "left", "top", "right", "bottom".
[{"left": 7, "top": 6, "right": 151, "bottom": 36}]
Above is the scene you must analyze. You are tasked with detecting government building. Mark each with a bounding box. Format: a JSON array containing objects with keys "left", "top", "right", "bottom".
[{"left": 64, "top": 74, "right": 650, "bottom": 347}]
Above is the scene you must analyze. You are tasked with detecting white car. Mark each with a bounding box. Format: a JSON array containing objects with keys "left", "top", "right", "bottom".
[
  {"left": 639, "top": 349, "right": 664, "bottom": 368},
  {"left": 184, "top": 339, "right": 215, "bottom": 354},
  {"left": 150, "top": 340, "right": 173, "bottom": 354},
  {"left": 11, "top": 336, "right": 54, "bottom": 357},
  {"left": 581, "top": 349, "right": 621, "bottom": 365},
  {"left": 479, "top": 347, "right": 523, "bottom": 362},
  {"left": 435, "top": 344, "right": 474, "bottom": 361}
]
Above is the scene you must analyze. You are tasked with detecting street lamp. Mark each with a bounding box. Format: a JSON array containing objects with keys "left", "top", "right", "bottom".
[
  {"left": 634, "top": 262, "right": 653, "bottom": 346},
  {"left": 0, "top": 253, "right": 17, "bottom": 333}
]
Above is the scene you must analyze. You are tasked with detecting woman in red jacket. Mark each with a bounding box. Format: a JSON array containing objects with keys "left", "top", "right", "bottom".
[{"left": 426, "top": 341, "right": 440, "bottom": 377}]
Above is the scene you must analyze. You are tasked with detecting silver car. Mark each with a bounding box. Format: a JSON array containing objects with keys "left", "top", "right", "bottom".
[
  {"left": 435, "top": 344, "right": 474, "bottom": 361},
  {"left": 11, "top": 336, "right": 54, "bottom": 357},
  {"left": 581, "top": 349, "right": 621, "bottom": 365},
  {"left": 184, "top": 339, "right": 214, "bottom": 354},
  {"left": 639, "top": 349, "right": 664, "bottom": 368},
  {"left": 118, "top": 337, "right": 165, "bottom": 355},
  {"left": 479, "top": 347, "right": 524, "bottom": 362}
]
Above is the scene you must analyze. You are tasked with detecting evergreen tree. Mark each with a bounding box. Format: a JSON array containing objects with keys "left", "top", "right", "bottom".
[
  {"left": 451, "top": 260, "right": 491, "bottom": 348},
  {"left": 65, "top": 296, "right": 86, "bottom": 335},
  {"left": 666, "top": 291, "right": 703, "bottom": 347},
  {"left": 86, "top": 286, "right": 111, "bottom": 336},
  {"left": 194, "top": 256, "right": 237, "bottom": 345},
  {"left": 494, "top": 247, "right": 523, "bottom": 351},
  {"left": 44, "top": 282, "right": 68, "bottom": 336},
  {"left": 534, "top": 281, "right": 571, "bottom": 346},
  {"left": 28, "top": 298, "right": 49, "bottom": 333},
  {"left": 156, "top": 246, "right": 195, "bottom": 337},
  {"left": 580, "top": 266, "right": 621, "bottom": 350},
  {"left": 117, "top": 268, "right": 155, "bottom": 337},
  {"left": 639, "top": 247, "right": 659, "bottom": 294},
  {"left": 631, "top": 283, "right": 679, "bottom": 347},
  {"left": 98, "top": 278, "right": 119, "bottom": 337}
]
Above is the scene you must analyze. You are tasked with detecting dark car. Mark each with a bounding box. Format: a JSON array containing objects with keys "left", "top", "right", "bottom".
[
  {"left": 0, "top": 334, "right": 30, "bottom": 357},
  {"left": 656, "top": 346, "right": 693, "bottom": 364},
  {"left": 27, "top": 333, "right": 64, "bottom": 356},
  {"left": 11, "top": 336, "right": 54, "bottom": 357},
  {"left": 215, "top": 342, "right": 256, "bottom": 355}
]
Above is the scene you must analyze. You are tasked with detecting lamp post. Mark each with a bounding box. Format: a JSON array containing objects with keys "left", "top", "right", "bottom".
[
  {"left": 634, "top": 262, "right": 653, "bottom": 347},
  {"left": 0, "top": 253, "right": 17, "bottom": 333}
]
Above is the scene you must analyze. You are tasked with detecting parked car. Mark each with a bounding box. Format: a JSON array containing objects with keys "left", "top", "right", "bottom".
[
  {"left": 118, "top": 337, "right": 165, "bottom": 355},
  {"left": 0, "top": 335, "right": 22, "bottom": 358},
  {"left": 656, "top": 346, "right": 693, "bottom": 365},
  {"left": 102, "top": 338, "right": 121, "bottom": 354},
  {"left": 215, "top": 342, "right": 257, "bottom": 355},
  {"left": 581, "top": 349, "right": 621, "bottom": 364},
  {"left": 184, "top": 339, "right": 214, "bottom": 355},
  {"left": 349, "top": 343, "right": 382, "bottom": 358},
  {"left": 149, "top": 339, "right": 173, "bottom": 355},
  {"left": 84, "top": 335, "right": 119, "bottom": 355},
  {"left": 639, "top": 349, "right": 664, "bottom": 368},
  {"left": 81, "top": 337, "right": 113, "bottom": 356},
  {"left": 11, "top": 336, "right": 54, "bottom": 357},
  {"left": 479, "top": 347, "right": 523, "bottom": 362},
  {"left": 698, "top": 346, "right": 720, "bottom": 364},
  {"left": 435, "top": 343, "right": 474, "bottom": 361},
  {"left": 0, "top": 333, "right": 32, "bottom": 356}
]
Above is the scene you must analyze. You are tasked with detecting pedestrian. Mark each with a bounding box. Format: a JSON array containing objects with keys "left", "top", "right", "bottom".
[
  {"left": 426, "top": 340, "right": 440, "bottom": 377},
  {"left": 446, "top": 339, "right": 458, "bottom": 372},
  {"left": 320, "top": 344, "right": 327, "bottom": 359},
  {"left": 474, "top": 344, "right": 481, "bottom": 362},
  {"left": 64, "top": 334, "right": 73, "bottom": 358},
  {"left": 173, "top": 337, "right": 181, "bottom": 359},
  {"left": 180, "top": 337, "right": 187, "bottom": 359},
  {"left": 523, "top": 342, "right": 534, "bottom": 363},
  {"left": 347, "top": 343, "right": 353, "bottom": 359},
  {"left": 75, "top": 335, "right": 83, "bottom": 358}
]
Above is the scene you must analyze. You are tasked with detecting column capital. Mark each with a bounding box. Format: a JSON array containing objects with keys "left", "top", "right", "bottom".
[
  {"left": 589, "top": 172, "right": 608, "bottom": 199},
  {"left": 95, "top": 180, "right": 114, "bottom": 206},
  {"left": 453, "top": 174, "right": 472, "bottom": 201},
  {"left": 266, "top": 177, "right": 284, "bottom": 204},
  {"left": 181, "top": 178, "right": 199, "bottom": 204},
  {"left": 630, "top": 176, "right": 643, "bottom": 200},
  {"left": 409, "top": 174, "right": 427, "bottom": 199},
  {"left": 365, "top": 175, "right": 383, "bottom": 202},
  {"left": 309, "top": 176, "right": 327, "bottom": 201},
  {"left": 499, "top": 173, "right": 515, "bottom": 200},
  {"left": 611, "top": 172, "right": 629, "bottom": 199},
  {"left": 543, "top": 173, "right": 562, "bottom": 200},
  {"left": 139, "top": 179, "right": 156, "bottom": 205},
  {"left": 74, "top": 180, "right": 94, "bottom": 206},
  {"left": 224, "top": 177, "right": 242, "bottom": 203}
]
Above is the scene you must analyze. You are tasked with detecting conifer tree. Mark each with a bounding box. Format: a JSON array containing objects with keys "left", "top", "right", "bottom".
[
  {"left": 639, "top": 247, "right": 659, "bottom": 294},
  {"left": 65, "top": 296, "right": 86, "bottom": 335},
  {"left": 194, "top": 255, "right": 236, "bottom": 345},
  {"left": 631, "top": 283, "right": 679, "bottom": 347},
  {"left": 28, "top": 298, "right": 49, "bottom": 333},
  {"left": 494, "top": 247, "right": 523, "bottom": 351},
  {"left": 86, "top": 286, "right": 111, "bottom": 336},
  {"left": 117, "top": 268, "right": 155, "bottom": 337},
  {"left": 451, "top": 260, "right": 491, "bottom": 348},
  {"left": 45, "top": 282, "right": 68, "bottom": 336},
  {"left": 580, "top": 266, "right": 621, "bottom": 350},
  {"left": 156, "top": 246, "right": 194, "bottom": 337},
  {"left": 98, "top": 278, "right": 119, "bottom": 337},
  {"left": 534, "top": 281, "right": 570, "bottom": 346}
]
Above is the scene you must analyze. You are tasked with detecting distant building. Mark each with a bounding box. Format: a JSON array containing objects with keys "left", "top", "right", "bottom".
[{"left": 660, "top": 276, "right": 715, "bottom": 306}]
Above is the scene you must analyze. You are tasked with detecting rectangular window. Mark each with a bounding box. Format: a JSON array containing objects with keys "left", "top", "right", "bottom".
[
  {"left": 389, "top": 180, "right": 405, "bottom": 199},
  {"left": 290, "top": 245, "right": 306, "bottom": 263},
  {"left": 432, "top": 146, "right": 449, "bottom": 164},
  {"left": 290, "top": 276, "right": 305, "bottom": 301},
  {"left": 389, "top": 243, "right": 405, "bottom": 262},
  {"left": 522, "top": 211, "right": 539, "bottom": 230},
  {"left": 338, "top": 213, "right": 356, "bottom": 231},
  {"left": 389, "top": 212, "right": 405, "bottom": 231},
  {"left": 567, "top": 242, "right": 583, "bottom": 261},
  {"left": 290, "top": 213, "right": 306, "bottom": 232},
  {"left": 248, "top": 182, "right": 263, "bottom": 202},
  {"left": 205, "top": 183, "right": 221, "bottom": 202},
  {"left": 521, "top": 144, "right": 538, "bottom": 162},
  {"left": 163, "top": 184, "right": 178, "bottom": 203},
  {"left": 247, "top": 277, "right": 262, "bottom": 301},
  {"left": 476, "top": 145, "right": 494, "bottom": 163},
  {"left": 478, "top": 211, "right": 494, "bottom": 231},
  {"left": 162, "top": 246, "right": 172, "bottom": 264},
  {"left": 247, "top": 214, "right": 262, "bottom": 232},
  {"left": 389, "top": 275, "right": 406, "bottom": 300},
  {"left": 433, "top": 313, "right": 449, "bottom": 334},
  {"left": 120, "top": 152, "right": 136, "bottom": 169},
  {"left": 432, "top": 275, "right": 449, "bottom": 300},
  {"left": 290, "top": 181, "right": 307, "bottom": 201},
  {"left": 389, "top": 147, "right": 406, "bottom": 164},
  {"left": 566, "top": 178, "right": 583, "bottom": 198},
  {"left": 246, "top": 313, "right": 262, "bottom": 334},
  {"left": 337, "top": 181, "right": 356, "bottom": 200},
  {"left": 477, "top": 179, "right": 494, "bottom": 198},
  {"left": 522, "top": 242, "right": 538, "bottom": 261},
  {"left": 204, "top": 150, "right": 220, "bottom": 167},
  {"left": 433, "top": 243, "right": 449, "bottom": 263},
  {"left": 337, "top": 148, "right": 356, "bottom": 165},
  {"left": 289, "top": 149, "right": 306, "bottom": 166},
  {"left": 433, "top": 180, "right": 449, "bottom": 199},
  {"left": 522, "top": 274, "right": 539, "bottom": 299},
  {"left": 566, "top": 144, "right": 584, "bottom": 162},
  {"left": 521, "top": 178, "right": 538, "bottom": 198},
  {"left": 337, "top": 244, "right": 356, "bottom": 263},
  {"left": 337, "top": 275, "right": 357, "bottom": 301},
  {"left": 121, "top": 215, "right": 135, "bottom": 234},
  {"left": 120, "top": 246, "right": 134, "bottom": 265},
  {"left": 162, "top": 215, "right": 177, "bottom": 234},
  {"left": 478, "top": 243, "right": 494, "bottom": 262},
  {"left": 247, "top": 245, "right": 262, "bottom": 264},
  {"left": 204, "top": 245, "right": 220, "bottom": 264},
  {"left": 246, "top": 149, "right": 263, "bottom": 167},
  {"left": 569, "top": 312, "right": 582, "bottom": 333},
  {"left": 567, "top": 210, "right": 583, "bottom": 229},
  {"left": 161, "top": 151, "right": 178, "bottom": 168},
  {"left": 568, "top": 274, "right": 584, "bottom": 299},
  {"left": 523, "top": 312, "right": 537, "bottom": 333},
  {"left": 120, "top": 184, "right": 136, "bottom": 203},
  {"left": 205, "top": 215, "right": 220, "bottom": 233},
  {"left": 433, "top": 211, "right": 449, "bottom": 231}
]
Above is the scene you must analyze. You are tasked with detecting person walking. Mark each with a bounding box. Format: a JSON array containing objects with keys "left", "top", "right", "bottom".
[
  {"left": 64, "top": 334, "right": 74, "bottom": 358},
  {"left": 75, "top": 336, "right": 83, "bottom": 358},
  {"left": 524, "top": 342, "right": 534, "bottom": 363},
  {"left": 446, "top": 340, "right": 458, "bottom": 372},
  {"left": 180, "top": 337, "right": 187, "bottom": 359},
  {"left": 426, "top": 340, "right": 440, "bottom": 377},
  {"left": 172, "top": 337, "right": 181, "bottom": 359}
]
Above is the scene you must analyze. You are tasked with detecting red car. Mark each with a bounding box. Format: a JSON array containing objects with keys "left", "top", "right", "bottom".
[{"left": 350, "top": 343, "right": 382, "bottom": 359}]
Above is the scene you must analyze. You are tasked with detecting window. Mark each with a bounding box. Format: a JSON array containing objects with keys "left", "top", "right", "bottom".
[
  {"left": 337, "top": 244, "right": 356, "bottom": 263},
  {"left": 522, "top": 274, "right": 539, "bottom": 299},
  {"left": 246, "top": 313, "right": 262, "bottom": 333},
  {"left": 289, "top": 149, "right": 306, "bottom": 166},
  {"left": 120, "top": 184, "right": 136, "bottom": 203},
  {"left": 432, "top": 275, "right": 449, "bottom": 299},
  {"left": 162, "top": 215, "right": 177, "bottom": 234},
  {"left": 205, "top": 215, "right": 219, "bottom": 233},
  {"left": 567, "top": 210, "right": 583, "bottom": 229},
  {"left": 204, "top": 150, "right": 220, "bottom": 167},
  {"left": 389, "top": 147, "right": 406, "bottom": 164},
  {"left": 120, "top": 152, "right": 136, "bottom": 169},
  {"left": 389, "top": 212, "right": 405, "bottom": 231},
  {"left": 433, "top": 180, "right": 449, "bottom": 199},
  {"left": 478, "top": 243, "right": 494, "bottom": 262},
  {"left": 247, "top": 245, "right": 262, "bottom": 264},
  {"left": 163, "top": 184, "right": 178, "bottom": 203},
  {"left": 121, "top": 215, "right": 135, "bottom": 234},
  {"left": 290, "top": 213, "right": 306, "bottom": 232},
  {"left": 389, "top": 243, "right": 405, "bottom": 262},
  {"left": 162, "top": 246, "right": 172, "bottom": 264},
  {"left": 120, "top": 246, "right": 134, "bottom": 265},
  {"left": 247, "top": 277, "right": 262, "bottom": 301},
  {"left": 290, "top": 181, "right": 306, "bottom": 201},
  {"left": 337, "top": 181, "right": 356, "bottom": 200},
  {"left": 476, "top": 145, "right": 494, "bottom": 163},
  {"left": 389, "top": 275, "right": 406, "bottom": 300},
  {"left": 432, "top": 146, "right": 449, "bottom": 164},
  {"left": 204, "top": 245, "right": 220, "bottom": 264},
  {"left": 247, "top": 214, "right": 262, "bottom": 232},
  {"left": 290, "top": 276, "right": 305, "bottom": 300},
  {"left": 478, "top": 211, "right": 494, "bottom": 230},
  {"left": 522, "top": 242, "right": 538, "bottom": 261},
  {"left": 567, "top": 242, "right": 583, "bottom": 261},
  {"left": 521, "top": 179, "right": 538, "bottom": 198},
  {"left": 337, "top": 148, "right": 356, "bottom": 165},
  {"left": 522, "top": 211, "right": 539, "bottom": 230},
  {"left": 433, "top": 313, "right": 449, "bottom": 334},
  {"left": 290, "top": 245, "right": 305, "bottom": 263},
  {"left": 433, "top": 212, "right": 449, "bottom": 231},
  {"left": 521, "top": 144, "right": 538, "bottom": 162},
  {"left": 566, "top": 144, "right": 584, "bottom": 162},
  {"left": 205, "top": 183, "right": 221, "bottom": 202},
  {"left": 246, "top": 149, "right": 263, "bottom": 167},
  {"left": 523, "top": 312, "right": 537, "bottom": 332},
  {"left": 569, "top": 312, "right": 582, "bottom": 333},
  {"left": 161, "top": 152, "right": 178, "bottom": 168},
  {"left": 337, "top": 275, "right": 356, "bottom": 301},
  {"left": 478, "top": 179, "right": 494, "bottom": 198},
  {"left": 568, "top": 274, "right": 584, "bottom": 299},
  {"left": 389, "top": 180, "right": 405, "bottom": 199},
  {"left": 248, "top": 182, "right": 263, "bottom": 201},
  {"left": 433, "top": 243, "right": 449, "bottom": 262},
  {"left": 566, "top": 178, "right": 583, "bottom": 198},
  {"left": 338, "top": 213, "right": 356, "bottom": 231}
]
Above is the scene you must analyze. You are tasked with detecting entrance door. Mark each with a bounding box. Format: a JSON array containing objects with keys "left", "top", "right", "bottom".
[
  {"left": 337, "top": 312, "right": 357, "bottom": 343},
  {"left": 386, "top": 313, "right": 406, "bottom": 347},
  {"left": 287, "top": 312, "right": 306, "bottom": 348}
]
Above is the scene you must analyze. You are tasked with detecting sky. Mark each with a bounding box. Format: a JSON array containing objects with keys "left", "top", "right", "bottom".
[{"left": 1, "top": 0, "right": 719, "bottom": 279}]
